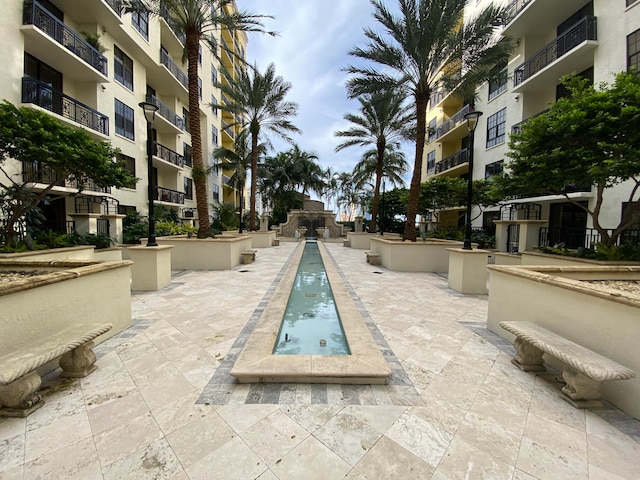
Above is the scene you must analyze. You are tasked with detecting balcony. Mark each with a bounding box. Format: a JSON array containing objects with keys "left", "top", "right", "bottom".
[
  {"left": 22, "top": 161, "right": 111, "bottom": 193},
  {"left": 160, "top": 49, "right": 188, "bottom": 90},
  {"left": 435, "top": 148, "right": 468, "bottom": 176},
  {"left": 504, "top": 0, "right": 591, "bottom": 39},
  {"left": 22, "top": 1, "right": 108, "bottom": 81},
  {"left": 155, "top": 186, "right": 185, "bottom": 205},
  {"left": 435, "top": 104, "right": 471, "bottom": 142},
  {"left": 153, "top": 143, "right": 184, "bottom": 169},
  {"left": 511, "top": 109, "right": 550, "bottom": 134},
  {"left": 222, "top": 120, "right": 235, "bottom": 140},
  {"left": 513, "top": 16, "right": 597, "bottom": 93},
  {"left": 22, "top": 77, "right": 109, "bottom": 137},
  {"left": 146, "top": 95, "right": 184, "bottom": 134}
]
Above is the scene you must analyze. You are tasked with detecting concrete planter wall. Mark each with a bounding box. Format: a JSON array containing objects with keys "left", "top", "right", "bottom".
[
  {"left": 522, "top": 251, "right": 640, "bottom": 267},
  {"left": 487, "top": 265, "right": 640, "bottom": 419},
  {"left": 93, "top": 247, "right": 123, "bottom": 261},
  {"left": 247, "top": 231, "right": 276, "bottom": 248},
  {"left": 0, "top": 260, "right": 133, "bottom": 373},
  {"left": 0, "top": 246, "right": 95, "bottom": 261},
  {"left": 154, "top": 235, "right": 252, "bottom": 270},
  {"left": 369, "top": 237, "right": 463, "bottom": 273},
  {"left": 347, "top": 232, "right": 401, "bottom": 250}
]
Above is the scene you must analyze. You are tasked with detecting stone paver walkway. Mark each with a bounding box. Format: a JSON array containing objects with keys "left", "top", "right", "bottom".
[{"left": 1, "top": 241, "right": 639, "bottom": 479}]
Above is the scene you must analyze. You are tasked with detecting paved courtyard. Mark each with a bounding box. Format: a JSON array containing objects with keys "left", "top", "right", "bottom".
[{"left": 1, "top": 241, "right": 639, "bottom": 479}]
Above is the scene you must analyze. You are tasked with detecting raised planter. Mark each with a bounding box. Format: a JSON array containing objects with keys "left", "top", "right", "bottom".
[
  {"left": 93, "top": 247, "right": 123, "bottom": 261},
  {"left": 487, "top": 264, "right": 640, "bottom": 419},
  {"left": 0, "top": 260, "right": 133, "bottom": 374},
  {"left": 369, "top": 237, "right": 463, "bottom": 273},
  {"left": 522, "top": 251, "right": 640, "bottom": 267},
  {"left": 346, "top": 232, "right": 402, "bottom": 250},
  {"left": 247, "top": 231, "right": 276, "bottom": 249},
  {"left": 154, "top": 235, "right": 252, "bottom": 270}
]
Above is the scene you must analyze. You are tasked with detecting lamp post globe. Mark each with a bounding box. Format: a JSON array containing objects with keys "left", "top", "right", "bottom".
[{"left": 462, "top": 110, "right": 483, "bottom": 250}]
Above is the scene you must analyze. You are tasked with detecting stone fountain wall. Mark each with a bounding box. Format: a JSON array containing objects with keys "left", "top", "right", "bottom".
[{"left": 278, "top": 198, "right": 344, "bottom": 238}]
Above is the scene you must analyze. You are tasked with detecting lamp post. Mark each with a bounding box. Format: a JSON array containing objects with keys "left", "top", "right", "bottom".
[
  {"left": 379, "top": 180, "right": 385, "bottom": 236},
  {"left": 462, "top": 110, "right": 483, "bottom": 250},
  {"left": 139, "top": 101, "right": 159, "bottom": 247}
]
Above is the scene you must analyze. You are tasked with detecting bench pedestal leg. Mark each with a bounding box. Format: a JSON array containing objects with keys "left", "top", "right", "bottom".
[
  {"left": 561, "top": 367, "right": 604, "bottom": 408},
  {"left": 0, "top": 371, "right": 44, "bottom": 417},
  {"left": 511, "top": 338, "right": 546, "bottom": 372},
  {"left": 59, "top": 341, "right": 98, "bottom": 378}
]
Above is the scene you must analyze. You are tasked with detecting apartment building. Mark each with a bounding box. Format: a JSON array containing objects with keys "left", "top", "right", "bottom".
[
  {"left": 0, "top": 0, "right": 246, "bottom": 242},
  {"left": 422, "top": 0, "right": 640, "bottom": 252}
]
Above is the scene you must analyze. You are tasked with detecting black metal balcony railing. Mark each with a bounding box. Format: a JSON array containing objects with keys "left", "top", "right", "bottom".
[
  {"left": 434, "top": 148, "right": 469, "bottom": 175},
  {"left": 22, "top": 161, "right": 111, "bottom": 193},
  {"left": 105, "top": 0, "right": 122, "bottom": 16},
  {"left": 539, "top": 227, "right": 640, "bottom": 250},
  {"left": 504, "top": 0, "right": 534, "bottom": 24},
  {"left": 222, "top": 120, "right": 234, "bottom": 140},
  {"left": 23, "top": 1, "right": 108, "bottom": 76},
  {"left": 22, "top": 77, "right": 110, "bottom": 135},
  {"left": 429, "top": 88, "right": 448, "bottom": 108},
  {"left": 160, "top": 49, "right": 188, "bottom": 89},
  {"left": 511, "top": 108, "right": 550, "bottom": 134},
  {"left": 154, "top": 142, "right": 184, "bottom": 167},
  {"left": 435, "top": 104, "right": 471, "bottom": 140},
  {"left": 513, "top": 16, "right": 597, "bottom": 87},
  {"left": 154, "top": 186, "right": 185, "bottom": 204},
  {"left": 146, "top": 95, "right": 184, "bottom": 130},
  {"left": 160, "top": 5, "right": 186, "bottom": 44}
]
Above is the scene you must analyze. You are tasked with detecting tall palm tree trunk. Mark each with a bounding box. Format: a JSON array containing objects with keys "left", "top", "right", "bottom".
[
  {"left": 186, "top": 31, "right": 210, "bottom": 238},
  {"left": 404, "top": 93, "right": 428, "bottom": 241},
  {"left": 369, "top": 140, "right": 385, "bottom": 233},
  {"left": 249, "top": 124, "right": 259, "bottom": 230}
]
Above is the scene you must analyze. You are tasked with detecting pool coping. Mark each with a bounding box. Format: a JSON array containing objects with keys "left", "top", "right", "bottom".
[{"left": 230, "top": 241, "right": 392, "bottom": 384}]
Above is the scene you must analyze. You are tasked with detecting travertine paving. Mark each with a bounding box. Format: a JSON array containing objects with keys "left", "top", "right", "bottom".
[{"left": 1, "top": 241, "right": 639, "bottom": 479}]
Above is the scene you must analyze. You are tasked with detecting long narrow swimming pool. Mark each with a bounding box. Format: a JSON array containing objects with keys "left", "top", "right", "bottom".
[{"left": 273, "top": 240, "right": 350, "bottom": 355}]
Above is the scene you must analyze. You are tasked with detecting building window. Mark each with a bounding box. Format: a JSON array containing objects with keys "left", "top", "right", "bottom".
[
  {"left": 484, "top": 160, "right": 504, "bottom": 180},
  {"left": 427, "top": 118, "right": 437, "bottom": 142},
  {"left": 118, "top": 204, "right": 137, "bottom": 215},
  {"left": 118, "top": 154, "right": 136, "bottom": 188},
  {"left": 211, "top": 95, "right": 218, "bottom": 116},
  {"left": 198, "top": 45, "right": 202, "bottom": 65},
  {"left": 488, "top": 68, "right": 507, "bottom": 101},
  {"left": 211, "top": 155, "right": 219, "bottom": 176},
  {"left": 183, "top": 107, "right": 190, "bottom": 134},
  {"left": 184, "top": 177, "right": 193, "bottom": 200},
  {"left": 114, "top": 46, "right": 133, "bottom": 90},
  {"left": 627, "top": 0, "right": 639, "bottom": 7},
  {"left": 131, "top": 10, "right": 149, "bottom": 39},
  {"left": 211, "top": 64, "right": 217, "bottom": 84},
  {"left": 198, "top": 77, "right": 202, "bottom": 100},
  {"left": 212, "top": 125, "right": 218, "bottom": 145},
  {"left": 628, "top": 29, "right": 640, "bottom": 73},
  {"left": 183, "top": 143, "right": 192, "bottom": 167},
  {"left": 426, "top": 150, "right": 436, "bottom": 174},
  {"left": 212, "top": 184, "right": 220, "bottom": 203},
  {"left": 486, "top": 108, "right": 506, "bottom": 148},
  {"left": 115, "top": 99, "right": 134, "bottom": 140}
]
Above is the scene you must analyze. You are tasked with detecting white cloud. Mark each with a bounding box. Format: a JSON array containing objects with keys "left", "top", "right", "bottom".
[{"left": 237, "top": 0, "right": 414, "bottom": 184}]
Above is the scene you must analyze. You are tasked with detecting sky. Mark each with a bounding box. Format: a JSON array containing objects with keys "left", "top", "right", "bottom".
[{"left": 237, "top": 0, "right": 413, "bottom": 180}]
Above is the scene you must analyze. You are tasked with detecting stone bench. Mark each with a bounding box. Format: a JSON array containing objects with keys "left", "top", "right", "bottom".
[
  {"left": 272, "top": 239, "right": 280, "bottom": 247},
  {"left": 343, "top": 239, "right": 350, "bottom": 247},
  {"left": 0, "top": 323, "right": 112, "bottom": 417},
  {"left": 500, "top": 321, "right": 635, "bottom": 408},
  {"left": 241, "top": 250, "right": 257, "bottom": 264},
  {"left": 366, "top": 251, "right": 380, "bottom": 265}
]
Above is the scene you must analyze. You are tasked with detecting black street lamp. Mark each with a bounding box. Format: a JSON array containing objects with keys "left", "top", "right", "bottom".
[
  {"left": 139, "top": 101, "right": 159, "bottom": 247},
  {"left": 462, "top": 110, "right": 483, "bottom": 250},
  {"left": 380, "top": 180, "right": 385, "bottom": 236}
]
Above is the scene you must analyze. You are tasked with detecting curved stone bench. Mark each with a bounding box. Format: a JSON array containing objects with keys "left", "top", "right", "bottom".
[
  {"left": 500, "top": 321, "right": 636, "bottom": 408},
  {"left": 0, "top": 323, "right": 112, "bottom": 417}
]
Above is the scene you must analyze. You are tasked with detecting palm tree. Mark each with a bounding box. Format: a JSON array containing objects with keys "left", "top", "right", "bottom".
[
  {"left": 335, "top": 90, "right": 413, "bottom": 232},
  {"left": 346, "top": 0, "right": 513, "bottom": 240},
  {"left": 212, "top": 129, "right": 266, "bottom": 233},
  {"left": 259, "top": 151, "right": 301, "bottom": 224},
  {"left": 353, "top": 145, "right": 409, "bottom": 190},
  {"left": 322, "top": 167, "right": 340, "bottom": 214},
  {"left": 124, "top": 0, "right": 272, "bottom": 238},
  {"left": 213, "top": 63, "right": 300, "bottom": 230},
  {"left": 288, "top": 145, "right": 324, "bottom": 199}
]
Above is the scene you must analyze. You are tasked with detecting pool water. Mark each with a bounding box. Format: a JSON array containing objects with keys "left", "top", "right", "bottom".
[{"left": 273, "top": 241, "right": 351, "bottom": 355}]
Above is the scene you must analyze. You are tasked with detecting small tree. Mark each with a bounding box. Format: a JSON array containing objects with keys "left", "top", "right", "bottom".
[
  {"left": 418, "top": 176, "right": 496, "bottom": 223},
  {"left": 0, "top": 101, "right": 136, "bottom": 245},
  {"left": 498, "top": 72, "right": 640, "bottom": 247}
]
